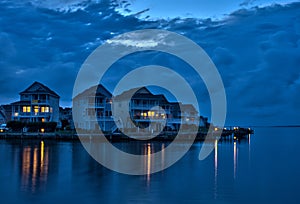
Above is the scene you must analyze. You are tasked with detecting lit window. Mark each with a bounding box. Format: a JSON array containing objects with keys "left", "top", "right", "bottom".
[
  {"left": 148, "top": 111, "right": 155, "bottom": 117},
  {"left": 14, "top": 112, "right": 19, "bottom": 116},
  {"left": 34, "top": 106, "right": 39, "bottom": 113},
  {"left": 41, "top": 106, "right": 49, "bottom": 113},
  {"left": 22, "top": 106, "right": 31, "bottom": 112}
]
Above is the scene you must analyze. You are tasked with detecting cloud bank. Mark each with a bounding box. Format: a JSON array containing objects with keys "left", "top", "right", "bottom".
[{"left": 0, "top": 1, "right": 300, "bottom": 125}]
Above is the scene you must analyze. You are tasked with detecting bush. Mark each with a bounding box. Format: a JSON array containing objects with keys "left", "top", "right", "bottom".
[
  {"left": 27, "top": 122, "right": 57, "bottom": 132},
  {"left": 6, "top": 121, "right": 57, "bottom": 132},
  {"left": 7, "top": 121, "right": 26, "bottom": 131}
]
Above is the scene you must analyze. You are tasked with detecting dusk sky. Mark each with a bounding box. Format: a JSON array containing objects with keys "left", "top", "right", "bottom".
[{"left": 1, "top": 0, "right": 300, "bottom": 126}]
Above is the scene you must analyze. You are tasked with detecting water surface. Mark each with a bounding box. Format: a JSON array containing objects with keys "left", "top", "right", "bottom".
[{"left": 0, "top": 127, "right": 300, "bottom": 203}]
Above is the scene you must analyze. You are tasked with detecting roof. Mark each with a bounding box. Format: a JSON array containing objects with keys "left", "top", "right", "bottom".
[
  {"left": 20, "top": 81, "right": 59, "bottom": 98},
  {"left": 73, "top": 84, "right": 112, "bottom": 100},
  {"left": 0, "top": 110, "right": 5, "bottom": 120},
  {"left": 10, "top": 101, "right": 31, "bottom": 105},
  {"left": 114, "top": 87, "right": 169, "bottom": 102}
]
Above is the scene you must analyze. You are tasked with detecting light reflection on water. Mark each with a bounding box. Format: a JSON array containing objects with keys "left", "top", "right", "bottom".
[
  {"left": 233, "top": 140, "right": 237, "bottom": 180},
  {"left": 21, "top": 141, "right": 49, "bottom": 193},
  {"left": 214, "top": 139, "right": 218, "bottom": 199},
  {"left": 0, "top": 128, "right": 300, "bottom": 203}
]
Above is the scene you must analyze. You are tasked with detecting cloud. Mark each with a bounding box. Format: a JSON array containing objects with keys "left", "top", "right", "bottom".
[
  {"left": 0, "top": 1, "right": 300, "bottom": 125},
  {"left": 240, "top": 0, "right": 257, "bottom": 7}
]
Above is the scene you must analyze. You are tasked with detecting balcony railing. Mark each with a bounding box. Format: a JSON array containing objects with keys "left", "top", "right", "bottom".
[
  {"left": 16, "top": 112, "right": 52, "bottom": 117},
  {"left": 31, "top": 99, "right": 50, "bottom": 104}
]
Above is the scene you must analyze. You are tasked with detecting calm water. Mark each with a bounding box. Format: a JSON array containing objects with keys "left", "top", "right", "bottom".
[{"left": 0, "top": 127, "right": 300, "bottom": 203}]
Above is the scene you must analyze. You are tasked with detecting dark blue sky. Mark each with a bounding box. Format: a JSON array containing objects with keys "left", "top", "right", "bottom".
[{"left": 0, "top": 0, "right": 300, "bottom": 126}]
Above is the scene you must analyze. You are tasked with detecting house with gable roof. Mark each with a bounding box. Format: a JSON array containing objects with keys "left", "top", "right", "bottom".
[
  {"left": 73, "top": 84, "right": 203, "bottom": 132},
  {"left": 10, "top": 81, "right": 60, "bottom": 123}
]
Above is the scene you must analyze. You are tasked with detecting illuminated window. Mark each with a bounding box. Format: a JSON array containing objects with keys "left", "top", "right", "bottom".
[
  {"left": 34, "top": 106, "right": 39, "bottom": 113},
  {"left": 40, "top": 106, "right": 49, "bottom": 113},
  {"left": 147, "top": 111, "right": 155, "bottom": 117},
  {"left": 14, "top": 112, "right": 19, "bottom": 116},
  {"left": 22, "top": 106, "right": 31, "bottom": 112}
]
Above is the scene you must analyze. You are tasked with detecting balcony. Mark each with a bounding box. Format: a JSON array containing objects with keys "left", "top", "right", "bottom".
[
  {"left": 15, "top": 112, "right": 52, "bottom": 117},
  {"left": 31, "top": 99, "right": 50, "bottom": 105},
  {"left": 88, "top": 103, "right": 105, "bottom": 108}
]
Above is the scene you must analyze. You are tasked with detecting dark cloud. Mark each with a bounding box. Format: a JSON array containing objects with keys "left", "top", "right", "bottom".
[
  {"left": 240, "top": 0, "right": 257, "bottom": 7},
  {"left": 0, "top": 1, "right": 300, "bottom": 125}
]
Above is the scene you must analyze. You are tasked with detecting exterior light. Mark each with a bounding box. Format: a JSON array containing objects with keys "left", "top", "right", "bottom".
[{"left": 41, "top": 128, "right": 45, "bottom": 133}]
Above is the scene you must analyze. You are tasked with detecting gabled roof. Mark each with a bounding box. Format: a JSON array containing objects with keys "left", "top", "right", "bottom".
[
  {"left": 181, "top": 104, "right": 198, "bottom": 113},
  {"left": 20, "top": 81, "right": 59, "bottom": 98},
  {"left": 0, "top": 109, "right": 6, "bottom": 120},
  {"left": 73, "top": 84, "right": 112, "bottom": 100},
  {"left": 114, "top": 87, "right": 169, "bottom": 102},
  {"left": 10, "top": 101, "right": 31, "bottom": 105}
]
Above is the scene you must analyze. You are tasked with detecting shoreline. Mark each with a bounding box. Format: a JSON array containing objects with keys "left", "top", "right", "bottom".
[{"left": 0, "top": 127, "right": 253, "bottom": 142}]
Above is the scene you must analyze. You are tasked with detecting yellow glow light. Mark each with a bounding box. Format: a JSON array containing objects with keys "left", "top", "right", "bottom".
[
  {"left": 147, "top": 111, "right": 155, "bottom": 117},
  {"left": 23, "top": 106, "right": 31, "bottom": 113},
  {"left": 41, "top": 141, "right": 44, "bottom": 163}
]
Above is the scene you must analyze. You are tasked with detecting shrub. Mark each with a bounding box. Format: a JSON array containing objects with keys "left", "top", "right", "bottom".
[
  {"left": 7, "top": 121, "right": 57, "bottom": 132},
  {"left": 6, "top": 121, "right": 25, "bottom": 131},
  {"left": 27, "top": 122, "right": 57, "bottom": 132}
]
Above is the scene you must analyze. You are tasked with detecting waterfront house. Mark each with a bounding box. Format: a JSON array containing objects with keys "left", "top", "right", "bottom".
[
  {"left": 10, "top": 82, "right": 60, "bottom": 123},
  {"left": 73, "top": 84, "right": 204, "bottom": 133},
  {"left": 73, "top": 84, "right": 114, "bottom": 132}
]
